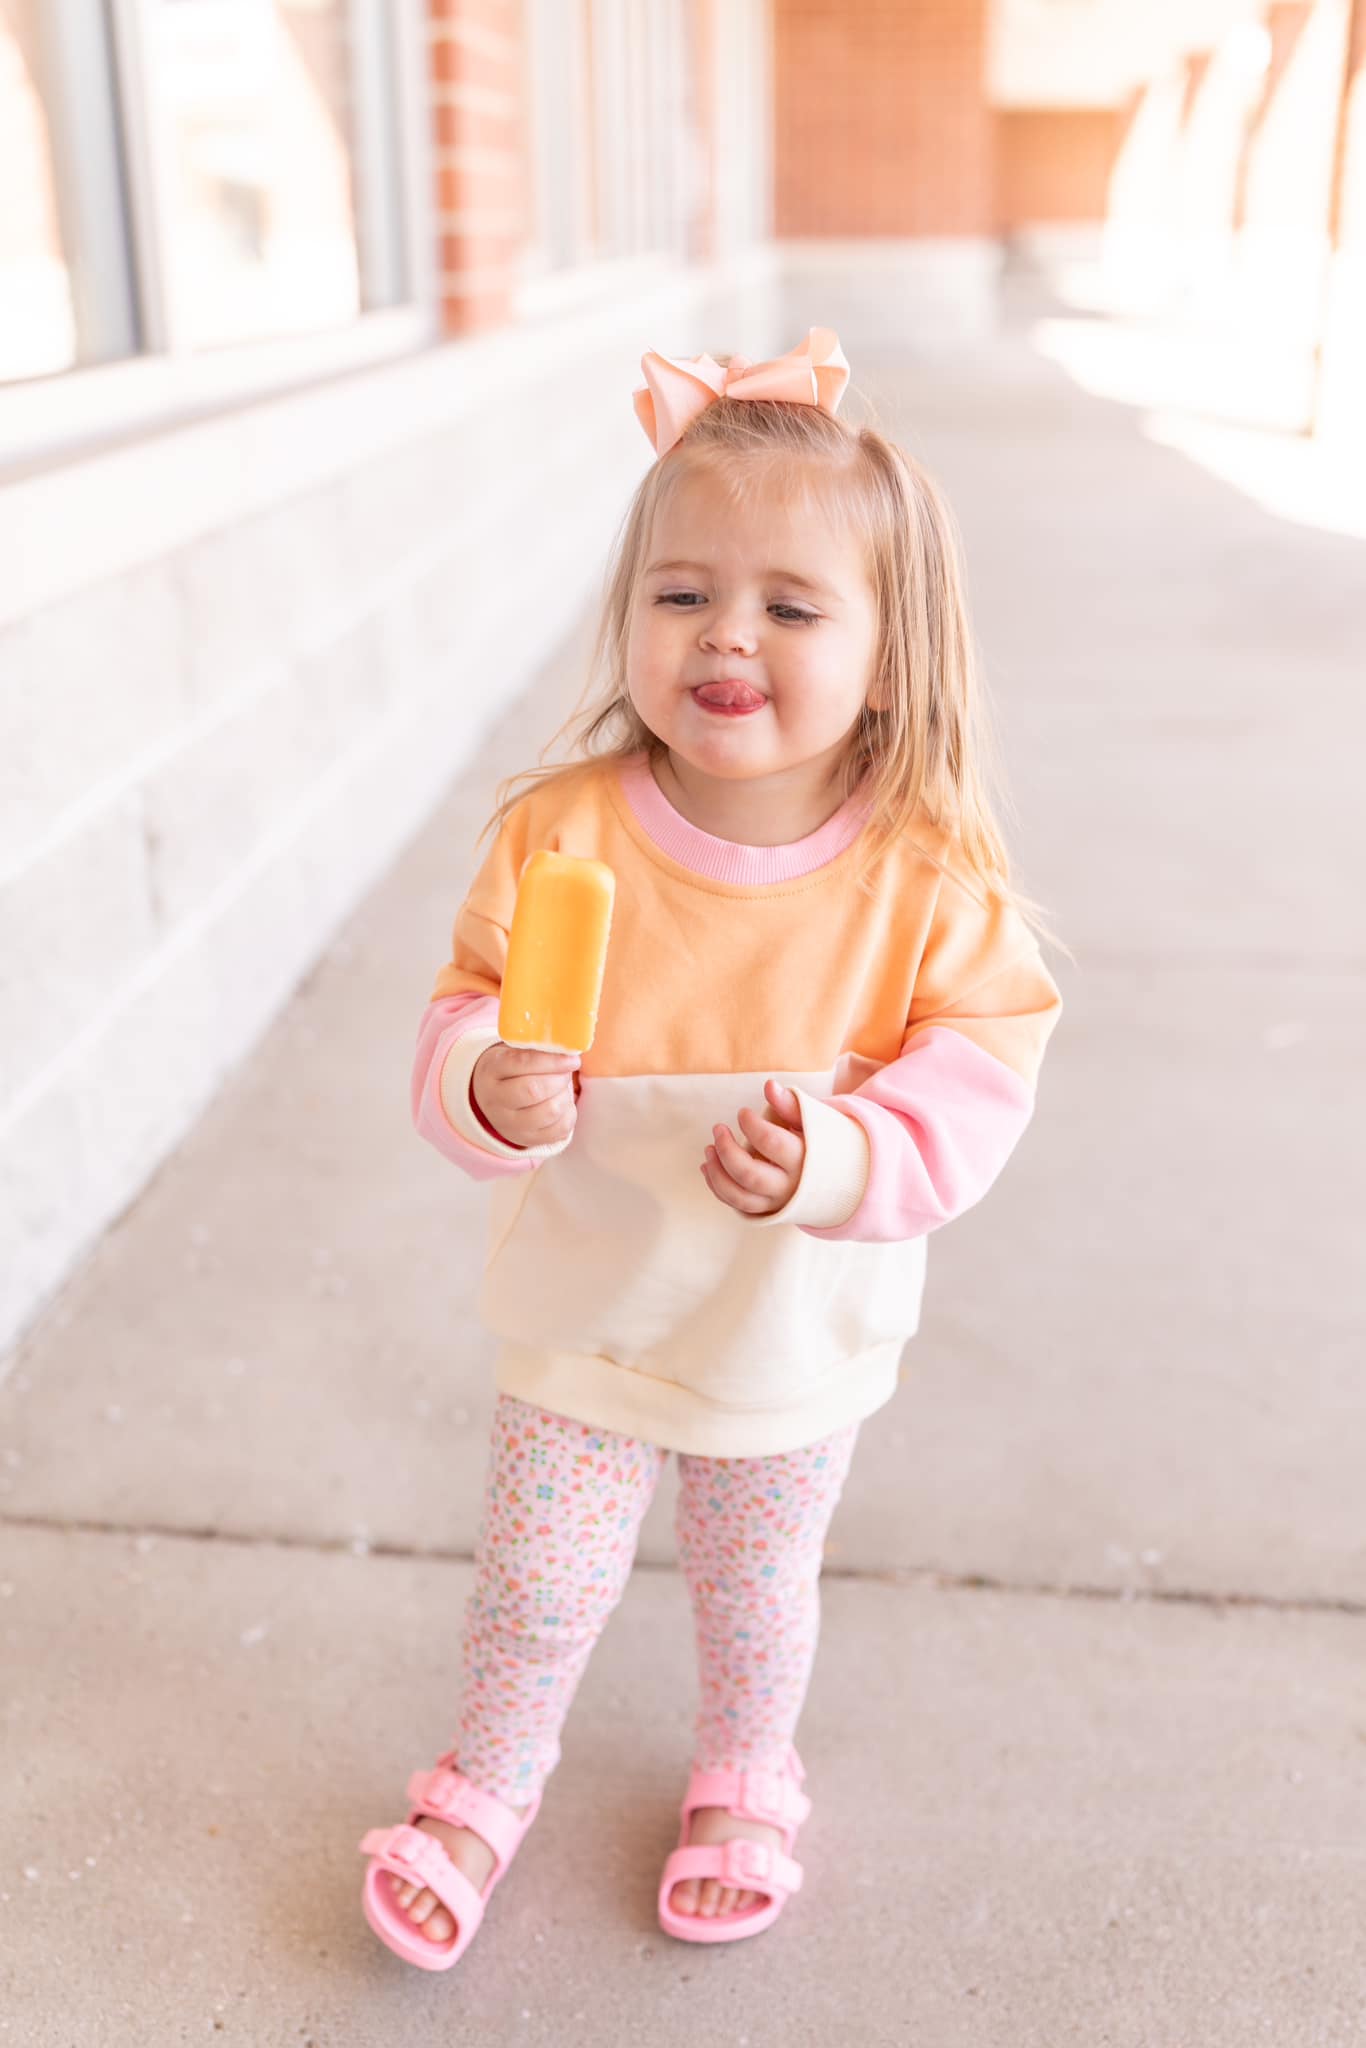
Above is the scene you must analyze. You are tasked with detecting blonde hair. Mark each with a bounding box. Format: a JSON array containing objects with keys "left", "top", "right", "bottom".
[{"left": 479, "top": 382, "right": 1057, "bottom": 943}]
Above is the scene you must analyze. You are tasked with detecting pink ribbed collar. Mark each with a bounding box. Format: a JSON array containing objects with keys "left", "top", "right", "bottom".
[{"left": 616, "top": 751, "right": 872, "bottom": 884}]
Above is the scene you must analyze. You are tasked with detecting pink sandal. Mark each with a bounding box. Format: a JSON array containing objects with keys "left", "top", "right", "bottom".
[
  {"left": 358, "top": 1752, "right": 541, "bottom": 1971},
  {"left": 656, "top": 1747, "right": 811, "bottom": 1944}
]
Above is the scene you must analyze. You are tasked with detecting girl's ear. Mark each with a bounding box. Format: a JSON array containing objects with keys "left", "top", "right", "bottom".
[{"left": 862, "top": 659, "right": 887, "bottom": 714}]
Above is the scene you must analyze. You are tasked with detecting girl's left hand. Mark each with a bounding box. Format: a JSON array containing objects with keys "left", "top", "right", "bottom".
[{"left": 701, "top": 1080, "right": 805, "bottom": 1218}]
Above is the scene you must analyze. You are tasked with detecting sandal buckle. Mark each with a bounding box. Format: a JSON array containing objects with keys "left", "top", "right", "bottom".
[
  {"left": 423, "top": 1771, "right": 476, "bottom": 1825},
  {"left": 721, "top": 1838, "right": 772, "bottom": 1885},
  {"left": 737, "top": 1770, "right": 786, "bottom": 1824},
  {"left": 391, "top": 1826, "right": 447, "bottom": 1883}
]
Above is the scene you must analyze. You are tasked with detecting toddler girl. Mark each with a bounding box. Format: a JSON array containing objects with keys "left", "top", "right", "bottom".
[{"left": 358, "top": 329, "right": 1063, "bottom": 1968}]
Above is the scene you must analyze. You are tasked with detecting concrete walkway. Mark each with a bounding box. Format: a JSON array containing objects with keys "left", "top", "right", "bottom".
[{"left": 3, "top": 303, "right": 1365, "bottom": 2045}]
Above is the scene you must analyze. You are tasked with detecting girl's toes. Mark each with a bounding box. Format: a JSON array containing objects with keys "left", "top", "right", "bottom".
[
  {"left": 422, "top": 1904, "right": 455, "bottom": 1943},
  {"left": 698, "top": 1878, "right": 722, "bottom": 1916},
  {"left": 405, "top": 1886, "right": 439, "bottom": 1927},
  {"left": 732, "top": 1887, "right": 755, "bottom": 1912},
  {"left": 671, "top": 1878, "right": 701, "bottom": 1916},
  {"left": 390, "top": 1874, "right": 417, "bottom": 1908}
]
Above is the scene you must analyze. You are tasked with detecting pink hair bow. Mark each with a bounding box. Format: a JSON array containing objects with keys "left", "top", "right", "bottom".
[{"left": 633, "top": 326, "right": 851, "bottom": 457}]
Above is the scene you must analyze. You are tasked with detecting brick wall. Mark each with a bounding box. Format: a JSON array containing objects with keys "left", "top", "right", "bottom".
[
  {"left": 773, "top": 0, "right": 994, "bottom": 236},
  {"left": 995, "top": 108, "right": 1129, "bottom": 230},
  {"left": 427, "top": 0, "right": 530, "bottom": 334}
]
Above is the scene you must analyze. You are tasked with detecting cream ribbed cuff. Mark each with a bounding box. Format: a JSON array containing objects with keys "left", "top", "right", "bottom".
[
  {"left": 744, "top": 1087, "right": 871, "bottom": 1230},
  {"left": 439, "top": 1027, "right": 574, "bottom": 1163}
]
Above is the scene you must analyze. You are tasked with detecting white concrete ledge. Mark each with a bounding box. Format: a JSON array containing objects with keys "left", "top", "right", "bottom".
[{"left": 0, "top": 249, "right": 781, "bottom": 1357}]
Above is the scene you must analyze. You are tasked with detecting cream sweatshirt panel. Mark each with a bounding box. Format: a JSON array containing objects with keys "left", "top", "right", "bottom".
[
  {"left": 492, "top": 1337, "right": 908, "bottom": 1460},
  {"left": 476, "top": 1067, "right": 927, "bottom": 1419}
]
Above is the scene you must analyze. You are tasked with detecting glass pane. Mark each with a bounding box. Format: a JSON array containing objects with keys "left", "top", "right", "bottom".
[
  {"left": 0, "top": 0, "right": 78, "bottom": 381},
  {"left": 531, "top": 0, "right": 579, "bottom": 268},
  {"left": 145, "top": 0, "right": 368, "bottom": 348}
]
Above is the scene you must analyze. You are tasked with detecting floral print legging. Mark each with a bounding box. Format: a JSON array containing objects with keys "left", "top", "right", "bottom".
[{"left": 451, "top": 1393, "right": 860, "bottom": 1806}]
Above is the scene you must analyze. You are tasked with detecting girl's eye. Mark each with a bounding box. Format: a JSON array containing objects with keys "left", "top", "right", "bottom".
[{"left": 656, "top": 593, "right": 818, "bottom": 625}]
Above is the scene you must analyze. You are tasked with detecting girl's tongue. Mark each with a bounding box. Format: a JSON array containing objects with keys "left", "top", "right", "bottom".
[{"left": 694, "top": 682, "right": 766, "bottom": 709}]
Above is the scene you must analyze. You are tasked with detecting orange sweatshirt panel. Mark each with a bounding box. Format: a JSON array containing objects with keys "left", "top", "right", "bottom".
[{"left": 431, "top": 761, "right": 1050, "bottom": 1085}]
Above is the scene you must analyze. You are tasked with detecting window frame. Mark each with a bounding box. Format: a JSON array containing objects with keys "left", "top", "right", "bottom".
[{"left": 0, "top": 0, "right": 436, "bottom": 477}]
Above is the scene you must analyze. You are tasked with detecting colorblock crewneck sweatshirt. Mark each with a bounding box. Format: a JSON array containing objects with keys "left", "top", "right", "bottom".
[{"left": 412, "top": 750, "right": 1062, "bottom": 1456}]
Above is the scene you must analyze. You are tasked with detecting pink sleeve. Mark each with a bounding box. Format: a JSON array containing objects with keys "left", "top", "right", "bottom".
[
  {"left": 411, "top": 993, "right": 539, "bottom": 1181},
  {"left": 798, "top": 1025, "right": 1037, "bottom": 1244}
]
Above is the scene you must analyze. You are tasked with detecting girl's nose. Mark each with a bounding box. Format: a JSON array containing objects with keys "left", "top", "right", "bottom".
[{"left": 699, "top": 612, "right": 758, "bottom": 656}]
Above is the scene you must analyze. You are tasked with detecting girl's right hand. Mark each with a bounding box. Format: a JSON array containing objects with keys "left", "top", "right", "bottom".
[{"left": 470, "top": 1042, "right": 580, "bottom": 1150}]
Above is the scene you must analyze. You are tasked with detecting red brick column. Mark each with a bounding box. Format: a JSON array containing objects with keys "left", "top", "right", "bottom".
[
  {"left": 1232, "top": 1, "right": 1313, "bottom": 231},
  {"left": 1314, "top": 0, "right": 1366, "bottom": 432},
  {"left": 773, "top": 0, "right": 994, "bottom": 237},
  {"left": 1326, "top": 0, "right": 1366, "bottom": 250},
  {"left": 427, "top": 0, "right": 532, "bottom": 336}
]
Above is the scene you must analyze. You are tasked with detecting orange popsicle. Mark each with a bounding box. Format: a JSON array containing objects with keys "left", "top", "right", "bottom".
[{"left": 498, "top": 850, "right": 616, "bottom": 1054}]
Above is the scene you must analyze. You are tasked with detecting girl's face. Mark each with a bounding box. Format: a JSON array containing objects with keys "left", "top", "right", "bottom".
[{"left": 625, "top": 461, "right": 880, "bottom": 796}]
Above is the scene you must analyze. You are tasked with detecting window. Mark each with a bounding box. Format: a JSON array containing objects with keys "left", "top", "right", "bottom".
[
  {"left": 137, "top": 0, "right": 396, "bottom": 351},
  {"left": 524, "top": 0, "right": 691, "bottom": 280},
  {"left": 0, "top": 0, "right": 431, "bottom": 466},
  {"left": 596, "top": 0, "right": 688, "bottom": 261},
  {"left": 0, "top": 0, "right": 137, "bottom": 381},
  {"left": 527, "top": 0, "right": 589, "bottom": 271},
  {"left": 0, "top": 2, "right": 75, "bottom": 379}
]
